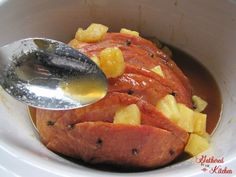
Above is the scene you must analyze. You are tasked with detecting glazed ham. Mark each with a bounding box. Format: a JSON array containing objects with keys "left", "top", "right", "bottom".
[
  {"left": 36, "top": 32, "right": 193, "bottom": 168},
  {"left": 70, "top": 33, "right": 192, "bottom": 107}
]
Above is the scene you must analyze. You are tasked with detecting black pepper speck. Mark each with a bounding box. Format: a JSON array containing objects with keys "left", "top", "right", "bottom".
[
  {"left": 132, "top": 148, "right": 139, "bottom": 156},
  {"left": 67, "top": 124, "right": 75, "bottom": 129},
  {"left": 170, "top": 91, "right": 177, "bottom": 96},
  {"left": 127, "top": 90, "right": 134, "bottom": 95},
  {"left": 47, "top": 120, "right": 55, "bottom": 126},
  {"left": 169, "top": 149, "right": 175, "bottom": 156},
  {"left": 125, "top": 40, "right": 131, "bottom": 46},
  {"left": 193, "top": 104, "right": 197, "bottom": 109},
  {"left": 149, "top": 53, "right": 154, "bottom": 58},
  {"left": 96, "top": 138, "right": 103, "bottom": 148}
]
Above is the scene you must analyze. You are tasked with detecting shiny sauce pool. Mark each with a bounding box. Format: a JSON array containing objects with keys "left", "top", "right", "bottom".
[{"left": 28, "top": 45, "right": 222, "bottom": 172}]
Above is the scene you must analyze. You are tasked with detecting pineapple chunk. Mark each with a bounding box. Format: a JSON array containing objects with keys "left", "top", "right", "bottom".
[
  {"left": 201, "top": 132, "right": 211, "bottom": 142},
  {"left": 192, "top": 95, "right": 208, "bottom": 112},
  {"left": 151, "top": 65, "right": 165, "bottom": 78},
  {"left": 184, "top": 133, "right": 210, "bottom": 156},
  {"left": 99, "top": 47, "right": 125, "bottom": 78},
  {"left": 68, "top": 39, "right": 80, "bottom": 48},
  {"left": 156, "top": 95, "right": 180, "bottom": 122},
  {"left": 120, "top": 28, "right": 139, "bottom": 36},
  {"left": 75, "top": 23, "right": 108, "bottom": 42},
  {"left": 177, "top": 103, "right": 194, "bottom": 132},
  {"left": 193, "top": 111, "right": 207, "bottom": 135},
  {"left": 90, "top": 55, "right": 100, "bottom": 66},
  {"left": 113, "top": 104, "right": 141, "bottom": 125}
]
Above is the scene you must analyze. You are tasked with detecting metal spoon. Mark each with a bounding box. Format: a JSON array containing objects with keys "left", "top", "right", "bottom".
[{"left": 0, "top": 38, "right": 107, "bottom": 110}]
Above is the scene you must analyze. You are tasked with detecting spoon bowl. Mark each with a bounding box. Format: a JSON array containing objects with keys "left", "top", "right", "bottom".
[{"left": 0, "top": 38, "right": 107, "bottom": 110}]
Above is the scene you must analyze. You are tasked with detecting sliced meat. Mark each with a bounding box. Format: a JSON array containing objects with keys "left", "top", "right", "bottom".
[
  {"left": 124, "top": 64, "right": 192, "bottom": 107},
  {"left": 45, "top": 122, "right": 184, "bottom": 168},
  {"left": 35, "top": 32, "right": 194, "bottom": 169},
  {"left": 37, "top": 92, "right": 188, "bottom": 144},
  {"left": 108, "top": 73, "right": 171, "bottom": 105},
  {"left": 69, "top": 33, "right": 192, "bottom": 98},
  {"left": 69, "top": 33, "right": 192, "bottom": 107},
  {"left": 36, "top": 92, "right": 188, "bottom": 168}
]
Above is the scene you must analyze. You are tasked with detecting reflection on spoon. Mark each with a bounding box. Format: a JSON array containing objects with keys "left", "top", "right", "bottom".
[{"left": 0, "top": 38, "right": 107, "bottom": 110}]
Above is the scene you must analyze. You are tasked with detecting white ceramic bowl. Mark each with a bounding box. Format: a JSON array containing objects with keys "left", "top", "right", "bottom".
[{"left": 0, "top": 0, "right": 236, "bottom": 176}]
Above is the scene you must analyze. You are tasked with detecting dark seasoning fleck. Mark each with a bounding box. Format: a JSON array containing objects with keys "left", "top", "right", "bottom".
[
  {"left": 149, "top": 53, "right": 154, "bottom": 58},
  {"left": 169, "top": 149, "right": 175, "bottom": 156},
  {"left": 127, "top": 90, "right": 134, "bottom": 95},
  {"left": 125, "top": 39, "right": 132, "bottom": 46},
  {"left": 67, "top": 124, "right": 75, "bottom": 129},
  {"left": 47, "top": 120, "right": 55, "bottom": 126},
  {"left": 170, "top": 91, "right": 177, "bottom": 97},
  {"left": 132, "top": 148, "right": 139, "bottom": 156},
  {"left": 96, "top": 138, "right": 103, "bottom": 148},
  {"left": 192, "top": 103, "right": 197, "bottom": 109}
]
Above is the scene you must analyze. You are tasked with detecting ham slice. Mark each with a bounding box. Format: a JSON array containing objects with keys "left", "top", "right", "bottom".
[{"left": 36, "top": 33, "right": 193, "bottom": 169}]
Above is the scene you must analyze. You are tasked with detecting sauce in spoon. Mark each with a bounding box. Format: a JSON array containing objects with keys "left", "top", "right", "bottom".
[{"left": 60, "top": 75, "right": 107, "bottom": 105}]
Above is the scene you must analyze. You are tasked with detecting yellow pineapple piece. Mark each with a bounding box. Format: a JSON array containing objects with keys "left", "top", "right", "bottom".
[
  {"left": 120, "top": 28, "right": 139, "bottom": 36},
  {"left": 177, "top": 103, "right": 194, "bottom": 132},
  {"left": 193, "top": 111, "right": 207, "bottom": 135},
  {"left": 192, "top": 95, "right": 208, "bottom": 112},
  {"left": 90, "top": 55, "right": 100, "bottom": 66},
  {"left": 75, "top": 23, "right": 108, "bottom": 42},
  {"left": 201, "top": 132, "right": 211, "bottom": 142},
  {"left": 151, "top": 65, "right": 165, "bottom": 78},
  {"left": 156, "top": 95, "right": 180, "bottom": 122},
  {"left": 99, "top": 47, "right": 125, "bottom": 78},
  {"left": 113, "top": 104, "right": 141, "bottom": 125},
  {"left": 184, "top": 133, "right": 210, "bottom": 156},
  {"left": 68, "top": 39, "right": 80, "bottom": 48}
]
